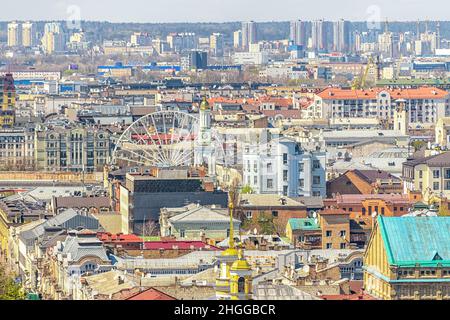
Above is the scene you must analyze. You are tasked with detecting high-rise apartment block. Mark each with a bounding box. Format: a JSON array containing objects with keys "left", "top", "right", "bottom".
[
  {"left": 22, "top": 21, "right": 35, "bottom": 47},
  {"left": 241, "top": 21, "right": 257, "bottom": 50},
  {"left": 290, "top": 20, "right": 308, "bottom": 46},
  {"left": 7, "top": 22, "right": 22, "bottom": 47}
]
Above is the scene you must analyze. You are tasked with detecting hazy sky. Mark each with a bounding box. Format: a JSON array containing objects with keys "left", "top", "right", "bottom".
[{"left": 0, "top": 0, "right": 449, "bottom": 22}]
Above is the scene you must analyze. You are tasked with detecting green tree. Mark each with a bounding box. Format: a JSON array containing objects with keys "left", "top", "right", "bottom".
[
  {"left": 0, "top": 265, "right": 25, "bottom": 300},
  {"left": 240, "top": 185, "right": 254, "bottom": 194},
  {"left": 411, "top": 141, "right": 426, "bottom": 152}
]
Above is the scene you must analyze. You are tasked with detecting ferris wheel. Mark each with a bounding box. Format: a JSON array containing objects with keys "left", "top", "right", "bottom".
[{"left": 111, "top": 110, "right": 234, "bottom": 169}]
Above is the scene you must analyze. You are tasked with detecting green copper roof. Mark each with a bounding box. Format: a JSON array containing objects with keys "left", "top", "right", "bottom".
[
  {"left": 288, "top": 218, "right": 320, "bottom": 231},
  {"left": 378, "top": 216, "right": 450, "bottom": 267}
]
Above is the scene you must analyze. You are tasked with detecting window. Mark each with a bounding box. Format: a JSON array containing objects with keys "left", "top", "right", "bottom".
[
  {"left": 299, "top": 179, "right": 305, "bottom": 188},
  {"left": 326, "top": 230, "right": 332, "bottom": 237},
  {"left": 313, "top": 160, "right": 321, "bottom": 169},
  {"left": 283, "top": 170, "right": 288, "bottom": 182},
  {"left": 340, "top": 230, "right": 346, "bottom": 237},
  {"left": 283, "top": 153, "right": 288, "bottom": 165},
  {"left": 433, "top": 170, "right": 440, "bottom": 179},
  {"left": 254, "top": 176, "right": 258, "bottom": 185},
  {"left": 299, "top": 163, "right": 304, "bottom": 173},
  {"left": 340, "top": 243, "right": 346, "bottom": 249},
  {"left": 313, "top": 176, "right": 321, "bottom": 185},
  {"left": 246, "top": 211, "right": 253, "bottom": 219},
  {"left": 272, "top": 211, "right": 278, "bottom": 217},
  {"left": 283, "top": 186, "right": 288, "bottom": 196},
  {"left": 238, "top": 277, "right": 245, "bottom": 293},
  {"left": 419, "top": 170, "right": 423, "bottom": 179},
  {"left": 446, "top": 181, "right": 450, "bottom": 191},
  {"left": 312, "top": 191, "right": 321, "bottom": 197},
  {"left": 267, "top": 179, "right": 273, "bottom": 189},
  {"left": 180, "top": 229, "right": 186, "bottom": 238},
  {"left": 326, "top": 243, "right": 332, "bottom": 249},
  {"left": 434, "top": 182, "right": 440, "bottom": 191},
  {"left": 446, "top": 169, "right": 450, "bottom": 179},
  {"left": 267, "top": 163, "right": 273, "bottom": 173}
]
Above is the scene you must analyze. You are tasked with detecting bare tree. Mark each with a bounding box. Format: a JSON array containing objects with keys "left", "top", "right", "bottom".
[{"left": 142, "top": 220, "right": 159, "bottom": 238}]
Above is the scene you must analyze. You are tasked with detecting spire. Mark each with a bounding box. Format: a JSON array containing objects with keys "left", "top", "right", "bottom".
[{"left": 228, "top": 190, "right": 235, "bottom": 249}]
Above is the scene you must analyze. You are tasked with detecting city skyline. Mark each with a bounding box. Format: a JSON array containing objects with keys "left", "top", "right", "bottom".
[{"left": 0, "top": 0, "right": 449, "bottom": 23}]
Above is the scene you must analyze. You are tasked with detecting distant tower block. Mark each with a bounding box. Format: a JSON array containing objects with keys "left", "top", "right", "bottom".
[{"left": 393, "top": 99, "right": 408, "bottom": 135}]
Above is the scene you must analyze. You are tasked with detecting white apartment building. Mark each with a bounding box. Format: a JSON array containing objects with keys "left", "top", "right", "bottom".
[
  {"left": 233, "top": 51, "right": 269, "bottom": 65},
  {"left": 308, "top": 87, "right": 450, "bottom": 125},
  {"left": 242, "top": 137, "right": 326, "bottom": 197}
]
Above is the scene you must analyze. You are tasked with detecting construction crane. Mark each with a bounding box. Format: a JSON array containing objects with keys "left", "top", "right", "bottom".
[{"left": 351, "top": 56, "right": 381, "bottom": 90}]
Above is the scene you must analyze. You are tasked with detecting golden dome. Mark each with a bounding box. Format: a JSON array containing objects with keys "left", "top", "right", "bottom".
[
  {"left": 221, "top": 247, "right": 239, "bottom": 257},
  {"left": 231, "top": 259, "right": 251, "bottom": 271},
  {"left": 200, "top": 97, "right": 210, "bottom": 111},
  {"left": 230, "top": 249, "right": 251, "bottom": 271}
]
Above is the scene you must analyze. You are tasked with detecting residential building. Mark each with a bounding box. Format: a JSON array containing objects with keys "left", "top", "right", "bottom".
[
  {"left": 237, "top": 194, "right": 308, "bottom": 231},
  {"left": 233, "top": 30, "right": 242, "bottom": 49},
  {"left": 364, "top": 216, "right": 450, "bottom": 300},
  {"left": 181, "top": 50, "right": 208, "bottom": 71},
  {"left": 233, "top": 51, "right": 268, "bottom": 65},
  {"left": 318, "top": 210, "right": 351, "bottom": 250},
  {"left": 312, "top": 87, "right": 450, "bottom": 125},
  {"left": 323, "top": 194, "right": 417, "bottom": 219},
  {"left": 41, "top": 22, "right": 66, "bottom": 54},
  {"left": 332, "top": 19, "right": 350, "bottom": 52},
  {"left": 22, "top": 21, "right": 35, "bottom": 47},
  {"left": 34, "top": 125, "right": 111, "bottom": 172},
  {"left": 327, "top": 169, "right": 403, "bottom": 197},
  {"left": 311, "top": 20, "right": 325, "bottom": 51},
  {"left": 0, "top": 127, "right": 35, "bottom": 170},
  {"left": 7, "top": 21, "right": 21, "bottom": 47},
  {"left": 241, "top": 21, "right": 257, "bottom": 50},
  {"left": 159, "top": 204, "right": 240, "bottom": 242},
  {"left": 403, "top": 151, "right": 450, "bottom": 202},
  {"left": 242, "top": 137, "right": 326, "bottom": 197},
  {"left": 290, "top": 20, "right": 308, "bottom": 46},
  {"left": 0, "top": 73, "right": 16, "bottom": 128},
  {"left": 210, "top": 33, "right": 224, "bottom": 56}
]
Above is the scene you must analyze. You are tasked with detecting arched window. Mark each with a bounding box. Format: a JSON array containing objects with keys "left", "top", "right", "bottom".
[{"left": 238, "top": 277, "right": 245, "bottom": 293}]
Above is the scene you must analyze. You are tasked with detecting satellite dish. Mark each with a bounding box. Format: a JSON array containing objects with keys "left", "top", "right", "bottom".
[
  {"left": 312, "top": 212, "right": 317, "bottom": 219},
  {"left": 371, "top": 211, "right": 378, "bottom": 218},
  {"left": 303, "top": 265, "right": 310, "bottom": 273}
]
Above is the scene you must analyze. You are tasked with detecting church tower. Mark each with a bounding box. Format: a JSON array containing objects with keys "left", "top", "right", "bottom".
[
  {"left": 195, "top": 97, "right": 215, "bottom": 175},
  {"left": 215, "top": 190, "right": 252, "bottom": 300},
  {"left": 393, "top": 99, "right": 409, "bottom": 135},
  {"left": 229, "top": 249, "right": 253, "bottom": 300}
]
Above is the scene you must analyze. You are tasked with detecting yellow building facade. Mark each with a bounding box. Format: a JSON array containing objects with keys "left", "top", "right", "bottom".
[{"left": 364, "top": 216, "right": 450, "bottom": 300}]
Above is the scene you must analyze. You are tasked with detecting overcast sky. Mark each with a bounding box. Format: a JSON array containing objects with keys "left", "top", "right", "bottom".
[{"left": 0, "top": 0, "right": 449, "bottom": 22}]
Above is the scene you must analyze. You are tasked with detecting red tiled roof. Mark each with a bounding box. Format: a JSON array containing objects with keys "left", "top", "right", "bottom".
[
  {"left": 125, "top": 288, "right": 177, "bottom": 300},
  {"left": 321, "top": 294, "right": 376, "bottom": 300},
  {"left": 317, "top": 87, "right": 449, "bottom": 100},
  {"left": 331, "top": 194, "right": 412, "bottom": 205},
  {"left": 97, "top": 232, "right": 143, "bottom": 243},
  {"left": 143, "top": 241, "right": 220, "bottom": 250}
]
